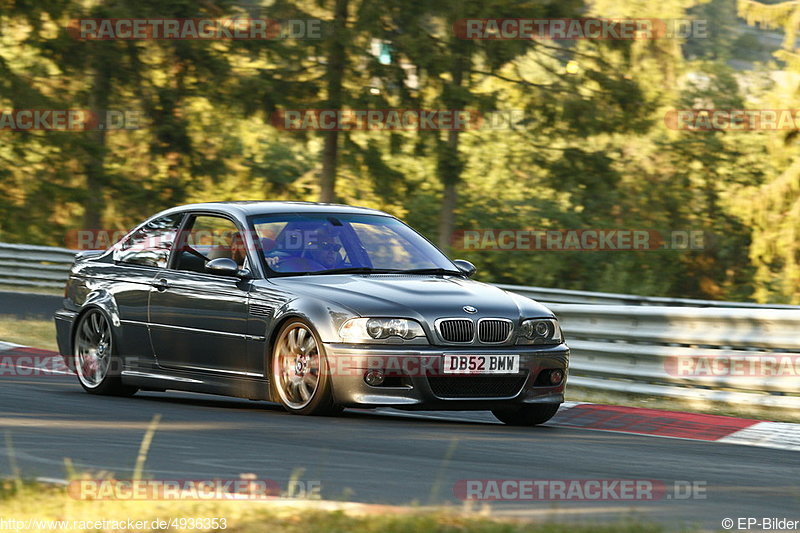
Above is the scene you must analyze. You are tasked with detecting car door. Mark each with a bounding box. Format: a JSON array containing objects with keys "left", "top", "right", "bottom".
[
  {"left": 105, "top": 213, "right": 185, "bottom": 364},
  {"left": 148, "top": 213, "right": 257, "bottom": 376}
]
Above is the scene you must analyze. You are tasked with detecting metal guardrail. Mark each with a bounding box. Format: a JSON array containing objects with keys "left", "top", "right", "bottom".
[
  {"left": 0, "top": 242, "right": 75, "bottom": 289},
  {"left": 548, "top": 303, "right": 800, "bottom": 410},
  {"left": 498, "top": 283, "right": 800, "bottom": 308},
  {"left": 1, "top": 241, "right": 798, "bottom": 409}
]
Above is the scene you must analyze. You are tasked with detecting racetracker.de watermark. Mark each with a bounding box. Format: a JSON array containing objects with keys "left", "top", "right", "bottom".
[
  {"left": 0, "top": 518, "right": 228, "bottom": 531},
  {"left": 270, "top": 109, "right": 524, "bottom": 131},
  {"left": 665, "top": 109, "right": 800, "bottom": 131},
  {"left": 0, "top": 350, "right": 549, "bottom": 379},
  {"left": 0, "top": 110, "right": 140, "bottom": 131},
  {"left": 453, "top": 479, "right": 707, "bottom": 501},
  {"left": 69, "top": 18, "right": 324, "bottom": 40},
  {"left": 0, "top": 350, "right": 72, "bottom": 377},
  {"left": 665, "top": 354, "right": 800, "bottom": 378},
  {"left": 451, "top": 229, "right": 706, "bottom": 251},
  {"left": 65, "top": 228, "right": 264, "bottom": 251},
  {"left": 454, "top": 18, "right": 708, "bottom": 40},
  {"left": 67, "top": 478, "right": 321, "bottom": 500},
  {"left": 65, "top": 228, "right": 362, "bottom": 251}
]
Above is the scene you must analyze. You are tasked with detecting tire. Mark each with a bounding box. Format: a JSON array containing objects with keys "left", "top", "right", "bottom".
[
  {"left": 492, "top": 403, "right": 560, "bottom": 426},
  {"left": 73, "top": 309, "right": 138, "bottom": 397},
  {"left": 269, "top": 319, "right": 341, "bottom": 416}
]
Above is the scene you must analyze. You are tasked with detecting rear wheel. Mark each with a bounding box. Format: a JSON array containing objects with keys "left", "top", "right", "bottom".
[
  {"left": 74, "top": 309, "right": 138, "bottom": 396},
  {"left": 492, "top": 403, "right": 560, "bottom": 426},
  {"left": 270, "top": 320, "right": 340, "bottom": 416}
]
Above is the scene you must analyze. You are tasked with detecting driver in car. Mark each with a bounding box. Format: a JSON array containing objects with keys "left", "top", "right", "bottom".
[
  {"left": 305, "top": 230, "right": 342, "bottom": 270},
  {"left": 264, "top": 226, "right": 344, "bottom": 272},
  {"left": 230, "top": 231, "right": 247, "bottom": 268}
]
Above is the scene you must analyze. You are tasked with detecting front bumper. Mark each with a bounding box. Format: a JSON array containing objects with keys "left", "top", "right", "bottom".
[{"left": 324, "top": 343, "right": 568, "bottom": 410}]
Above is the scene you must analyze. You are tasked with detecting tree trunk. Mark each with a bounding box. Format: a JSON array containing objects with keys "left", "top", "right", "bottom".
[
  {"left": 319, "top": 0, "right": 349, "bottom": 203},
  {"left": 437, "top": 129, "right": 460, "bottom": 250},
  {"left": 82, "top": 65, "right": 110, "bottom": 231},
  {"left": 436, "top": 46, "right": 466, "bottom": 251}
]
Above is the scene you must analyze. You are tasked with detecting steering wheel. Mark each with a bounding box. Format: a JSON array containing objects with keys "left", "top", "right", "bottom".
[{"left": 271, "top": 256, "right": 325, "bottom": 273}]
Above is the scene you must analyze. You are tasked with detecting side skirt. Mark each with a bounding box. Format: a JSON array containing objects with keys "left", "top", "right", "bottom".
[{"left": 121, "top": 361, "right": 272, "bottom": 401}]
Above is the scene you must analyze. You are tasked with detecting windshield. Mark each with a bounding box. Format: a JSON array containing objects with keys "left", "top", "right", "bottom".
[{"left": 249, "top": 213, "right": 457, "bottom": 275}]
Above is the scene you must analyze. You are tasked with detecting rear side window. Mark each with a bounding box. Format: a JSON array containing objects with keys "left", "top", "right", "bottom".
[{"left": 115, "top": 214, "right": 183, "bottom": 268}]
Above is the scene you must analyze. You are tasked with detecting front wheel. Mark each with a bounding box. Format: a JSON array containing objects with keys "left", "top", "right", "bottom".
[
  {"left": 73, "top": 309, "right": 138, "bottom": 396},
  {"left": 270, "top": 320, "right": 340, "bottom": 416},
  {"left": 492, "top": 403, "right": 560, "bottom": 426}
]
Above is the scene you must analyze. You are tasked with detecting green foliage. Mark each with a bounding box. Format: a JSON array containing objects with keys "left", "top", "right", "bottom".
[
  {"left": 729, "top": 0, "right": 800, "bottom": 303},
  {"left": 0, "top": 0, "right": 796, "bottom": 302}
]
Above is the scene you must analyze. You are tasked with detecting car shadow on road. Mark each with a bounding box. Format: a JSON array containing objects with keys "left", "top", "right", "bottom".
[{"left": 55, "top": 385, "right": 561, "bottom": 430}]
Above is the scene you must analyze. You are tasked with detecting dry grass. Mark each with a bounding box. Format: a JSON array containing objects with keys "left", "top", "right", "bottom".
[
  {"left": 0, "top": 284, "right": 62, "bottom": 295},
  {"left": 0, "top": 316, "right": 58, "bottom": 351},
  {"left": 0, "top": 481, "right": 668, "bottom": 533}
]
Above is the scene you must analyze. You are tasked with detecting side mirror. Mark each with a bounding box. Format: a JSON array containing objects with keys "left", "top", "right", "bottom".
[
  {"left": 206, "top": 257, "right": 250, "bottom": 279},
  {"left": 453, "top": 259, "right": 477, "bottom": 278}
]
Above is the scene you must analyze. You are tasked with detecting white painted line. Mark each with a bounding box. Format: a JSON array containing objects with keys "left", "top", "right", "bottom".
[
  {"left": 0, "top": 341, "right": 24, "bottom": 352},
  {"left": 35, "top": 477, "right": 69, "bottom": 486},
  {"left": 0, "top": 341, "right": 73, "bottom": 376},
  {"left": 11, "top": 365, "right": 73, "bottom": 376},
  {"left": 718, "top": 421, "right": 800, "bottom": 452}
]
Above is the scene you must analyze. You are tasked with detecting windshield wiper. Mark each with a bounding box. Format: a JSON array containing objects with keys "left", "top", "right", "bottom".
[
  {"left": 398, "top": 268, "right": 462, "bottom": 275},
  {"left": 304, "top": 267, "right": 463, "bottom": 276},
  {"left": 305, "top": 267, "right": 402, "bottom": 275}
]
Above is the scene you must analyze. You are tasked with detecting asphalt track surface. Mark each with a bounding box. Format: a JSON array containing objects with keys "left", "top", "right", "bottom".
[
  {"left": 1, "top": 368, "right": 797, "bottom": 530},
  {"left": 0, "top": 291, "right": 62, "bottom": 319}
]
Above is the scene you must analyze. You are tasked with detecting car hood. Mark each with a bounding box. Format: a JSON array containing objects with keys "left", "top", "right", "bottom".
[{"left": 261, "top": 274, "right": 554, "bottom": 322}]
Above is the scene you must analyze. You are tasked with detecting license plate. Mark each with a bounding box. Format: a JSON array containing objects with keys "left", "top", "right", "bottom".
[{"left": 442, "top": 354, "right": 520, "bottom": 374}]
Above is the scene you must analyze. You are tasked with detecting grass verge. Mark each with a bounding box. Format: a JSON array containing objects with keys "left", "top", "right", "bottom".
[
  {"left": 0, "top": 481, "right": 670, "bottom": 533},
  {"left": 0, "top": 315, "right": 57, "bottom": 351},
  {"left": 0, "top": 284, "right": 62, "bottom": 295}
]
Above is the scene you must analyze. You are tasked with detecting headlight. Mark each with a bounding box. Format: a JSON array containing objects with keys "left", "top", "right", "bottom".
[
  {"left": 339, "top": 318, "right": 425, "bottom": 342},
  {"left": 519, "top": 318, "right": 563, "bottom": 345}
]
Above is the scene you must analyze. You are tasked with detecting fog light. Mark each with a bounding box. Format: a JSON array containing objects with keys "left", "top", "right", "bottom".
[
  {"left": 364, "top": 369, "right": 385, "bottom": 386},
  {"left": 549, "top": 369, "right": 564, "bottom": 385}
]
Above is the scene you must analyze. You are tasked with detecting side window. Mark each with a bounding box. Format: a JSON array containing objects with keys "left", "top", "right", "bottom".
[
  {"left": 174, "top": 215, "right": 247, "bottom": 273},
  {"left": 115, "top": 214, "right": 182, "bottom": 268}
]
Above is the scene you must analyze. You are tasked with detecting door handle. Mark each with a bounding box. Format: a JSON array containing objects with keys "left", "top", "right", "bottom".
[{"left": 153, "top": 278, "right": 168, "bottom": 291}]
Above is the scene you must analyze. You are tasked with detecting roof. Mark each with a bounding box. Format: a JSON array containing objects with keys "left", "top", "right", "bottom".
[{"left": 163, "top": 201, "right": 390, "bottom": 218}]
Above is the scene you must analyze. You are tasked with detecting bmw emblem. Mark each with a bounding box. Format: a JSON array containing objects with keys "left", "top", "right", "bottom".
[{"left": 463, "top": 306, "right": 478, "bottom": 314}]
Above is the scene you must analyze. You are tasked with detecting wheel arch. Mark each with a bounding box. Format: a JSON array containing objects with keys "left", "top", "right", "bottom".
[
  {"left": 264, "top": 299, "right": 346, "bottom": 404},
  {"left": 67, "top": 288, "right": 123, "bottom": 370},
  {"left": 268, "top": 297, "right": 354, "bottom": 344}
]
